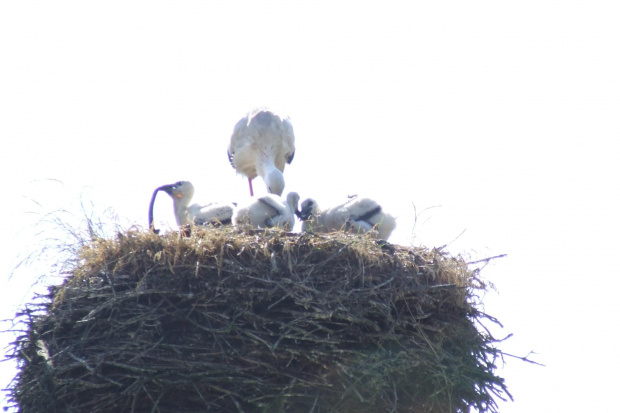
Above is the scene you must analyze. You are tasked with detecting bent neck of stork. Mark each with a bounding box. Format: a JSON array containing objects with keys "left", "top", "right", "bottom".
[{"left": 285, "top": 192, "right": 300, "bottom": 214}]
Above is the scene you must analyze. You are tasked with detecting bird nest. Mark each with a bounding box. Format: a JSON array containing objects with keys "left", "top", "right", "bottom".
[{"left": 6, "top": 227, "right": 510, "bottom": 412}]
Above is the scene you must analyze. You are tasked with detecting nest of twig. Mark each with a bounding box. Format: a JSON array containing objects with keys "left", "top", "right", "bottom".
[{"left": 7, "top": 227, "right": 510, "bottom": 412}]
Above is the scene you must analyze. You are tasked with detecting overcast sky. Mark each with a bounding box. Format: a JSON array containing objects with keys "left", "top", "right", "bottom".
[{"left": 1, "top": 1, "right": 619, "bottom": 411}]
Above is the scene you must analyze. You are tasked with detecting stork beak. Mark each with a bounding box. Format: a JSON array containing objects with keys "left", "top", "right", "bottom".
[
  {"left": 158, "top": 184, "right": 175, "bottom": 195},
  {"left": 294, "top": 209, "right": 302, "bottom": 220},
  {"left": 298, "top": 209, "right": 312, "bottom": 221},
  {"left": 149, "top": 186, "right": 164, "bottom": 234}
]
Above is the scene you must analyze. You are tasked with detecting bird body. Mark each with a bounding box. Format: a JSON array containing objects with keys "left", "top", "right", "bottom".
[
  {"left": 228, "top": 109, "right": 295, "bottom": 196},
  {"left": 149, "top": 181, "right": 234, "bottom": 232},
  {"left": 299, "top": 196, "right": 396, "bottom": 240},
  {"left": 185, "top": 202, "right": 235, "bottom": 227},
  {"left": 234, "top": 192, "right": 300, "bottom": 230}
]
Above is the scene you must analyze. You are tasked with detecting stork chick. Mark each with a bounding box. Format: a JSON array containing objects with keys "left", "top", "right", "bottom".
[
  {"left": 234, "top": 192, "right": 300, "bottom": 230},
  {"left": 148, "top": 181, "right": 234, "bottom": 233},
  {"left": 298, "top": 195, "right": 396, "bottom": 240}
]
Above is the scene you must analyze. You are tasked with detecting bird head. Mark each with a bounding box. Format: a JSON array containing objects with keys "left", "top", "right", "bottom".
[
  {"left": 298, "top": 198, "right": 319, "bottom": 221},
  {"left": 160, "top": 181, "right": 194, "bottom": 205},
  {"left": 264, "top": 169, "right": 285, "bottom": 196}
]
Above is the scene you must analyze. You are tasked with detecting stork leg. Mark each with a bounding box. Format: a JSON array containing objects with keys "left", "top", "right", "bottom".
[{"left": 248, "top": 178, "right": 254, "bottom": 197}]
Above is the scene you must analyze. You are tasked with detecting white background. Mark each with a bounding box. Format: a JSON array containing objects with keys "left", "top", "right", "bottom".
[{"left": 1, "top": 1, "right": 619, "bottom": 411}]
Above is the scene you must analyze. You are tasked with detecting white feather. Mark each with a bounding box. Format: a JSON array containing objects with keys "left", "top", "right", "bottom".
[
  {"left": 234, "top": 192, "right": 300, "bottom": 230},
  {"left": 158, "top": 181, "right": 235, "bottom": 228},
  {"left": 228, "top": 108, "right": 295, "bottom": 196},
  {"left": 299, "top": 195, "right": 396, "bottom": 240}
]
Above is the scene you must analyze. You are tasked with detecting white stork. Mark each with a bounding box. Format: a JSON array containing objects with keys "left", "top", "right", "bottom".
[
  {"left": 148, "top": 181, "right": 235, "bottom": 233},
  {"left": 298, "top": 195, "right": 397, "bottom": 240},
  {"left": 233, "top": 192, "right": 300, "bottom": 230},
  {"left": 227, "top": 108, "right": 295, "bottom": 196}
]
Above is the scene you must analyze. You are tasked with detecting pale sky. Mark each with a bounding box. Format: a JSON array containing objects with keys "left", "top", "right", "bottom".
[{"left": 1, "top": 1, "right": 619, "bottom": 411}]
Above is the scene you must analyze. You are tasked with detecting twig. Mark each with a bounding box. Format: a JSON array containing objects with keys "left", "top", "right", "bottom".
[
  {"left": 468, "top": 254, "right": 507, "bottom": 265},
  {"left": 501, "top": 350, "right": 545, "bottom": 366}
]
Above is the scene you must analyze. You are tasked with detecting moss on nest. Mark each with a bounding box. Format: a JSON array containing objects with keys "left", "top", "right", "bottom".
[{"left": 7, "top": 226, "right": 510, "bottom": 412}]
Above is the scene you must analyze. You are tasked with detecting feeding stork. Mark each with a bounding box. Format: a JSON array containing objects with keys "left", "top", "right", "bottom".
[
  {"left": 298, "top": 195, "right": 397, "bottom": 240},
  {"left": 148, "top": 181, "right": 235, "bottom": 234},
  {"left": 233, "top": 192, "right": 300, "bottom": 230},
  {"left": 227, "top": 108, "right": 295, "bottom": 196}
]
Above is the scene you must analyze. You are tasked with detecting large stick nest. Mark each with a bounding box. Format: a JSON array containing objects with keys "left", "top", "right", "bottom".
[{"left": 7, "top": 227, "right": 510, "bottom": 412}]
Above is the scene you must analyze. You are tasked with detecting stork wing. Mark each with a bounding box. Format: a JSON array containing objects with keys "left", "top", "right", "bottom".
[
  {"left": 353, "top": 204, "right": 382, "bottom": 224},
  {"left": 194, "top": 204, "right": 234, "bottom": 226},
  {"left": 258, "top": 196, "right": 286, "bottom": 217}
]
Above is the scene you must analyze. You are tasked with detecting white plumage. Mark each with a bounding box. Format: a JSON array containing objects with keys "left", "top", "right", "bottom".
[
  {"left": 298, "top": 195, "right": 397, "bottom": 240},
  {"left": 149, "top": 181, "right": 234, "bottom": 232},
  {"left": 234, "top": 192, "right": 300, "bottom": 230},
  {"left": 227, "top": 108, "right": 295, "bottom": 196}
]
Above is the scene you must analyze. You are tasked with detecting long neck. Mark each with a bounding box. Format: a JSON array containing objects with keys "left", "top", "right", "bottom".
[
  {"left": 173, "top": 198, "right": 190, "bottom": 226},
  {"left": 285, "top": 194, "right": 299, "bottom": 215}
]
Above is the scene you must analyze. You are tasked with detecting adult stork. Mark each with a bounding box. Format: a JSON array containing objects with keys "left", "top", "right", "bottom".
[
  {"left": 233, "top": 192, "right": 300, "bottom": 230},
  {"left": 227, "top": 108, "right": 295, "bottom": 196},
  {"left": 148, "top": 181, "right": 235, "bottom": 234},
  {"left": 298, "top": 195, "right": 397, "bottom": 240}
]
